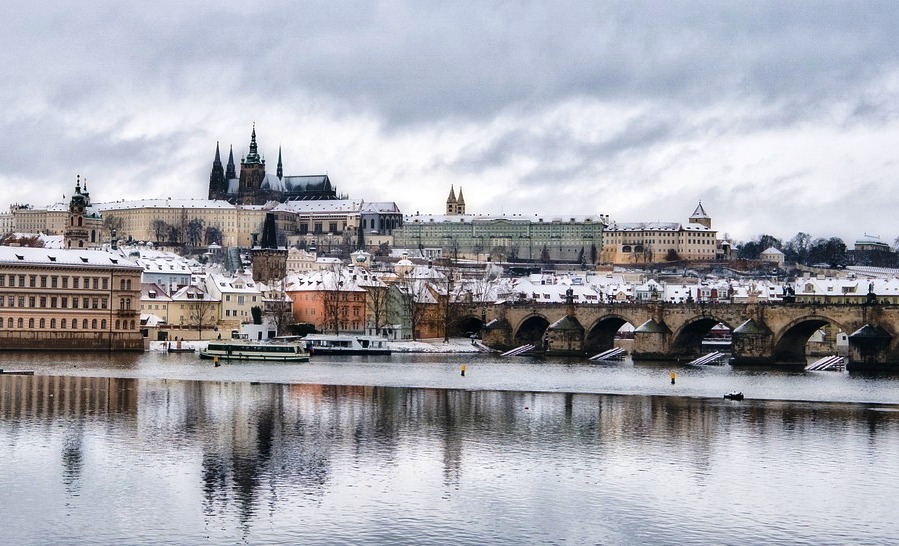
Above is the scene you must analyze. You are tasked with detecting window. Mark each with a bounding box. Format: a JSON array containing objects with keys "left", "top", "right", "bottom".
[
  {"left": 120, "top": 279, "right": 126, "bottom": 291},
  {"left": 73, "top": 277, "right": 79, "bottom": 289},
  {"left": 29, "top": 296, "right": 35, "bottom": 307},
  {"left": 39, "top": 318, "right": 45, "bottom": 328},
  {"left": 101, "top": 298, "right": 107, "bottom": 309},
  {"left": 18, "top": 296, "right": 24, "bottom": 308},
  {"left": 0, "top": 276, "right": 4, "bottom": 287},
  {"left": 28, "top": 318, "right": 34, "bottom": 328},
  {"left": 40, "top": 296, "right": 46, "bottom": 307},
  {"left": 72, "top": 319, "right": 77, "bottom": 329},
  {"left": 62, "top": 277, "right": 68, "bottom": 288},
  {"left": 18, "top": 275, "right": 24, "bottom": 286},
  {"left": 61, "top": 297, "right": 68, "bottom": 308},
  {"left": 102, "top": 278, "right": 108, "bottom": 290},
  {"left": 115, "top": 319, "right": 120, "bottom": 329},
  {"left": 93, "top": 278, "right": 99, "bottom": 290},
  {"left": 61, "top": 318, "right": 66, "bottom": 329},
  {"left": 40, "top": 276, "right": 47, "bottom": 288},
  {"left": 6, "top": 318, "right": 10, "bottom": 328},
  {"left": 101, "top": 319, "right": 106, "bottom": 329},
  {"left": 17, "top": 318, "right": 23, "bottom": 328},
  {"left": 83, "top": 319, "right": 88, "bottom": 329},
  {"left": 83, "top": 297, "right": 89, "bottom": 308}
]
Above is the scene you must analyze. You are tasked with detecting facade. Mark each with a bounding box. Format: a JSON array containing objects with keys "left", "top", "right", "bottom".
[
  {"left": 93, "top": 199, "right": 266, "bottom": 248},
  {"left": 600, "top": 203, "right": 720, "bottom": 264},
  {"left": 274, "top": 199, "right": 402, "bottom": 254},
  {"left": 285, "top": 268, "right": 368, "bottom": 334},
  {"left": 208, "top": 127, "right": 339, "bottom": 205},
  {"left": 394, "top": 214, "right": 605, "bottom": 262},
  {"left": 204, "top": 272, "right": 262, "bottom": 329},
  {"left": 0, "top": 247, "right": 143, "bottom": 350}
]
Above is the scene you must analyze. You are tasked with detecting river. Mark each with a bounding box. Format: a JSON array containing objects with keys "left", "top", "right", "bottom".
[{"left": 2, "top": 351, "right": 898, "bottom": 544}]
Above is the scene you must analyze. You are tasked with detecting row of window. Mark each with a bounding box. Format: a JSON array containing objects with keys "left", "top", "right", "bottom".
[
  {"left": 0, "top": 295, "right": 133, "bottom": 310},
  {"left": 0, "top": 317, "right": 136, "bottom": 330},
  {"left": 0, "top": 274, "right": 134, "bottom": 291}
]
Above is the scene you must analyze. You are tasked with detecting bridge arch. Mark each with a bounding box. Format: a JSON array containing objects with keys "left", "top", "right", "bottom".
[
  {"left": 672, "top": 316, "right": 735, "bottom": 358},
  {"left": 584, "top": 314, "right": 635, "bottom": 355},
  {"left": 454, "top": 314, "right": 484, "bottom": 337},
  {"left": 772, "top": 316, "right": 847, "bottom": 364},
  {"left": 513, "top": 314, "right": 551, "bottom": 348}
]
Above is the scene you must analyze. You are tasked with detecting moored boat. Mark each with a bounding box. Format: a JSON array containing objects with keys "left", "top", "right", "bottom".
[
  {"left": 200, "top": 339, "right": 310, "bottom": 362},
  {"left": 303, "top": 334, "right": 392, "bottom": 355}
]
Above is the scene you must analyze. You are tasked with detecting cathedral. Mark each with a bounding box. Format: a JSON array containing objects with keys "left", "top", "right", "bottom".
[{"left": 208, "top": 126, "right": 339, "bottom": 205}]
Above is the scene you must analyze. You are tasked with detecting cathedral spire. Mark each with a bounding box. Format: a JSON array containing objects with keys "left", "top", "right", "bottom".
[
  {"left": 277, "top": 145, "right": 283, "bottom": 180},
  {"left": 245, "top": 123, "right": 262, "bottom": 164},
  {"left": 225, "top": 145, "right": 236, "bottom": 179},
  {"left": 209, "top": 141, "right": 226, "bottom": 199}
]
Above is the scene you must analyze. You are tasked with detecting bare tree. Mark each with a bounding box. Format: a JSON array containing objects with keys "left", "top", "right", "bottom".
[
  {"left": 102, "top": 215, "right": 124, "bottom": 240},
  {"left": 363, "top": 275, "right": 389, "bottom": 337},
  {"left": 319, "top": 265, "right": 347, "bottom": 334},
  {"left": 204, "top": 225, "right": 223, "bottom": 246},
  {"left": 397, "top": 276, "right": 433, "bottom": 341},
  {"left": 186, "top": 218, "right": 204, "bottom": 247},
  {"left": 151, "top": 220, "right": 168, "bottom": 243},
  {"left": 187, "top": 291, "right": 215, "bottom": 340}
]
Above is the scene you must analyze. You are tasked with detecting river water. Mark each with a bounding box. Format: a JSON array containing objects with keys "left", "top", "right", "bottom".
[{"left": 2, "top": 351, "right": 899, "bottom": 544}]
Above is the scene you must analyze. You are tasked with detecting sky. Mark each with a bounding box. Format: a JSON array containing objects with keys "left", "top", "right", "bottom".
[{"left": 2, "top": 1, "right": 898, "bottom": 245}]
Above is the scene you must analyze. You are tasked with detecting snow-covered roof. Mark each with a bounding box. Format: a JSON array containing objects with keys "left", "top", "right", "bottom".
[
  {"left": 0, "top": 246, "right": 140, "bottom": 269},
  {"left": 273, "top": 200, "right": 361, "bottom": 213},
  {"left": 94, "top": 199, "right": 235, "bottom": 211}
]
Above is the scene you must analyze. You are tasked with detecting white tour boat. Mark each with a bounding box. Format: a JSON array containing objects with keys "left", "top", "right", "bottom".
[
  {"left": 200, "top": 339, "right": 310, "bottom": 362},
  {"left": 303, "top": 334, "right": 392, "bottom": 355}
]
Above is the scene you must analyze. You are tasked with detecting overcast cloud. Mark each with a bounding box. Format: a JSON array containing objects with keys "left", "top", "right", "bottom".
[{"left": 2, "top": 1, "right": 898, "bottom": 243}]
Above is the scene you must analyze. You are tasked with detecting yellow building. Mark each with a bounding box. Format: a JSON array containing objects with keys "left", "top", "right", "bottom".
[
  {"left": 93, "top": 199, "right": 266, "bottom": 247},
  {"left": 0, "top": 246, "right": 143, "bottom": 350},
  {"left": 600, "top": 203, "right": 721, "bottom": 264}
]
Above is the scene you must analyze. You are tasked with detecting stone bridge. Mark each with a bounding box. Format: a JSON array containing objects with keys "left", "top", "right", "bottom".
[{"left": 457, "top": 301, "right": 899, "bottom": 371}]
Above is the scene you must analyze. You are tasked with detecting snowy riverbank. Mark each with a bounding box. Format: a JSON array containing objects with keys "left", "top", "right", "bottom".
[{"left": 149, "top": 337, "right": 487, "bottom": 354}]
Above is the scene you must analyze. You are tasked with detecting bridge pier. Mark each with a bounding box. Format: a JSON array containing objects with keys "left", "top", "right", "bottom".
[
  {"left": 632, "top": 319, "right": 674, "bottom": 360},
  {"left": 730, "top": 318, "right": 777, "bottom": 366},
  {"left": 847, "top": 324, "right": 896, "bottom": 372}
]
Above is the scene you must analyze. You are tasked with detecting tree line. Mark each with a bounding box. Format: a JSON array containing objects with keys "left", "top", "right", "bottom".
[{"left": 735, "top": 232, "right": 897, "bottom": 268}]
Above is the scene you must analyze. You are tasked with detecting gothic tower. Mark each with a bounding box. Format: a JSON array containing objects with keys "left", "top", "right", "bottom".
[
  {"left": 225, "top": 145, "right": 236, "bottom": 180},
  {"left": 277, "top": 146, "right": 283, "bottom": 180},
  {"left": 252, "top": 213, "right": 287, "bottom": 282},
  {"left": 238, "top": 125, "right": 267, "bottom": 205},
  {"left": 446, "top": 185, "right": 457, "bottom": 215},
  {"left": 208, "top": 141, "right": 226, "bottom": 200},
  {"left": 455, "top": 187, "right": 465, "bottom": 215}
]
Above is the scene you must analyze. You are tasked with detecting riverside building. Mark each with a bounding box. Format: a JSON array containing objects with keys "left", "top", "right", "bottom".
[{"left": 0, "top": 247, "right": 143, "bottom": 350}]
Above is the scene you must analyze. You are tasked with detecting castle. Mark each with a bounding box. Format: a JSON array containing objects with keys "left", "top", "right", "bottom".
[{"left": 208, "top": 126, "right": 339, "bottom": 205}]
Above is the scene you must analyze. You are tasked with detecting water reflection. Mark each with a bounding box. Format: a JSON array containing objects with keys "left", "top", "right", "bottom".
[{"left": 1, "top": 374, "right": 898, "bottom": 544}]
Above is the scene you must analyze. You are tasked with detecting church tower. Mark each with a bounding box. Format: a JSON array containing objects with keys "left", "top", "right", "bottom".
[
  {"left": 238, "top": 125, "right": 267, "bottom": 205},
  {"left": 208, "top": 142, "right": 227, "bottom": 200},
  {"left": 65, "top": 175, "right": 95, "bottom": 249},
  {"left": 455, "top": 187, "right": 465, "bottom": 215},
  {"left": 690, "top": 201, "right": 712, "bottom": 229},
  {"left": 446, "top": 185, "right": 457, "bottom": 215}
]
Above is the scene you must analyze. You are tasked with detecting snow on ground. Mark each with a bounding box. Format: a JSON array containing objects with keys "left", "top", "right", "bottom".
[{"left": 148, "top": 337, "right": 484, "bottom": 353}]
